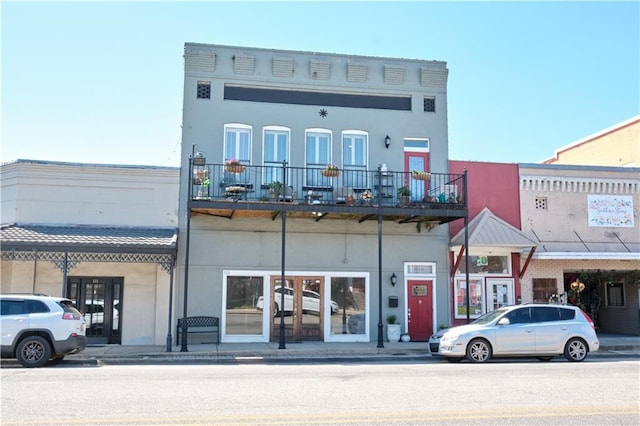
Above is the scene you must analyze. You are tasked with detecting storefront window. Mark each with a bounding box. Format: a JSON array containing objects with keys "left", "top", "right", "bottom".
[
  {"left": 225, "top": 276, "right": 264, "bottom": 335},
  {"left": 330, "top": 277, "right": 366, "bottom": 335},
  {"left": 456, "top": 255, "right": 510, "bottom": 275},
  {"left": 455, "top": 278, "right": 483, "bottom": 319}
]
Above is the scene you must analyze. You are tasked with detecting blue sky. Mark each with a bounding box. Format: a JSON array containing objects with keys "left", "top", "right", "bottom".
[{"left": 2, "top": 1, "right": 638, "bottom": 167}]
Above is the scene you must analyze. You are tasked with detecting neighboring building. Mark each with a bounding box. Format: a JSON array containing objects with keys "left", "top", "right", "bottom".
[
  {"left": 0, "top": 160, "right": 180, "bottom": 345},
  {"left": 519, "top": 163, "right": 640, "bottom": 335},
  {"left": 543, "top": 115, "right": 640, "bottom": 167},
  {"left": 447, "top": 161, "right": 537, "bottom": 327},
  {"left": 178, "top": 43, "right": 466, "bottom": 345}
]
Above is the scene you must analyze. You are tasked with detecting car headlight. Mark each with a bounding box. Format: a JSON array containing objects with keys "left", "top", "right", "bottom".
[{"left": 441, "top": 334, "right": 459, "bottom": 343}]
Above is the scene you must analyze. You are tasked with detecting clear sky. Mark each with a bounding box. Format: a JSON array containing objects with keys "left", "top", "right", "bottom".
[{"left": 2, "top": 1, "right": 638, "bottom": 167}]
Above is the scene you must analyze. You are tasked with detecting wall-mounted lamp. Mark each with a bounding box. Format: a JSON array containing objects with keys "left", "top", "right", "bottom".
[
  {"left": 390, "top": 272, "right": 397, "bottom": 287},
  {"left": 384, "top": 135, "right": 391, "bottom": 149}
]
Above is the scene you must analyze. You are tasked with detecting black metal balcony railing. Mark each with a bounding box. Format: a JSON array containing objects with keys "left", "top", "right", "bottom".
[{"left": 189, "top": 162, "right": 466, "bottom": 213}]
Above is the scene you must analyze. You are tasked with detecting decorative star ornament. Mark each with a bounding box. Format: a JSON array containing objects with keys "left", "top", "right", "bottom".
[{"left": 319, "top": 108, "right": 328, "bottom": 117}]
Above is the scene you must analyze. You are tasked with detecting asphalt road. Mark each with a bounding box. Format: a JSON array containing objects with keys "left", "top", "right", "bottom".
[{"left": 1, "top": 358, "right": 638, "bottom": 425}]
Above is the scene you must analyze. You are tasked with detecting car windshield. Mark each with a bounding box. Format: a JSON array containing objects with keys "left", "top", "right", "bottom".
[{"left": 471, "top": 308, "right": 509, "bottom": 325}]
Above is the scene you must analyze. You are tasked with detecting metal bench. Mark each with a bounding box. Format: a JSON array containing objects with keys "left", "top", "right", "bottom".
[{"left": 176, "top": 316, "right": 220, "bottom": 345}]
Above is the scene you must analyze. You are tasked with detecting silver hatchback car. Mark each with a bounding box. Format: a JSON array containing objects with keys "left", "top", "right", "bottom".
[{"left": 437, "top": 304, "right": 599, "bottom": 363}]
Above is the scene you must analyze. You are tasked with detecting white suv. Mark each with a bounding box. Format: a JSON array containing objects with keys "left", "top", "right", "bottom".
[
  {"left": 436, "top": 304, "right": 600, "bottom": 363},
  {"left": 1, "top": 294, "right": 87, "bottom": 367}
]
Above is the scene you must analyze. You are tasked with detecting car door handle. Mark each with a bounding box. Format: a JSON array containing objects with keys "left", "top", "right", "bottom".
[{"left": 526, "top": 329, "right": 534, "bottom": 333}]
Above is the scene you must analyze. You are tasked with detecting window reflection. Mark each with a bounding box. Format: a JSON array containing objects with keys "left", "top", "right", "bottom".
[
  {"left": 330, "top": 277, "right": 366, "bottom": 335},
  {"left": 225, "top": 276, "right": 264, "bottom": 335}
]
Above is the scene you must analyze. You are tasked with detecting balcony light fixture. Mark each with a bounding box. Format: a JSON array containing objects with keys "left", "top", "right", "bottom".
[
  {"left": 385, "top": 135, "right": 391, "bottom": 149},
  {"left": 390, "top": 272, "right": 397, "bottom": 286}
]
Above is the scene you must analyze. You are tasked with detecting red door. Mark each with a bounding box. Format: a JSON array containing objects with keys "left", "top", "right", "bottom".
[{"left": 407, "top": 280, "right": 433, "bottom": 341}]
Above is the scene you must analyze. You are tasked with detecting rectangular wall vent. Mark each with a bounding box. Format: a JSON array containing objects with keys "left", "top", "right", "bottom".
[
  {"left": 384, "top": 65, "right": 405, "bottom": 85},
  {"left": 420, "top": 67, "right": 448, "bottom": 87},
  {"left": 310, "top": 60, "right": 331, "bottom": 80},
  {"left": 184, "top": 52, "right": 216, "bottom": 73},
  {"left": 347, "top": 62, "right": 367, "bottom": 83},
  {"left": 273, "top": 57, "right": 294, "bottom": 78},
  {"left": 234, "top": 54, "right": 255, "bottom": 75}
]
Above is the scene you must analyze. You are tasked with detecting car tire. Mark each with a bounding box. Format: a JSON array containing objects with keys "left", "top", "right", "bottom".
[
  {"left": 445, "top": 356, "right": 463, "bottom": 363},
  {"left": 16, "top": 335, "right": 52, "bottom": 368},
  {"left": 466, "top": 338, "right": 492, "bottom": 363},
  {"left": 537, "top": 356, "right": 554, "bottom": 362},
  {"left": 273, "top": 302, "right": 279, "bottom": 316},
  {"left": 564, "top": 338, "right": 588, "bottom": 362}
]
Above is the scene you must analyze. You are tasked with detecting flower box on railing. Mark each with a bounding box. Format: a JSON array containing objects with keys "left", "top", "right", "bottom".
[
  {"left": 225, "top": 164, "right": 246, "bottom": 174},
  {"left": 411, "top": 171, "right": 431, "bottom": 181},
  {"left": 321, "top": 165, "right": 340, "bottom": 177}
]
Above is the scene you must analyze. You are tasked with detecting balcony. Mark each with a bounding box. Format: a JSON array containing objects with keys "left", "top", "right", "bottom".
[{"left": 188, "top": 161, "right": 467, "bottom": 224}]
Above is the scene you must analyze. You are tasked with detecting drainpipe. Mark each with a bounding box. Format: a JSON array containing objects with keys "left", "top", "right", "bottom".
[{"left": 463, "top": 170, "right": 471, "bottom": 323}]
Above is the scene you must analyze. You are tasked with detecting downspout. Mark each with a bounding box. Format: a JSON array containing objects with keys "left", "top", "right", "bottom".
[{"left": 61, "top": 251, "right": 68, "bottom": 297}]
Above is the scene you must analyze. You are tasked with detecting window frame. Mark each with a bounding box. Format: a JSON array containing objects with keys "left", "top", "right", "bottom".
[
  {"left": 262, "top": 126, "right": 290, "bottom": 185},
  {"left": 305, "top": 129, "right": 332, "bottom": 187},
  {"left": 341, "top": 130, "right": 368, "bottom": 188},
  {"left": 605, "top": 282, "right": 625, "bottom": 307},
  {"left": 224, "top": 124, "right": 252, "bottom": 166}
]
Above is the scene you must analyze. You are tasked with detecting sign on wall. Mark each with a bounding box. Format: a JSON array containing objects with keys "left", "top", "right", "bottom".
[{"left": 587, "top": 195, "right": 634, "bottom": 227}]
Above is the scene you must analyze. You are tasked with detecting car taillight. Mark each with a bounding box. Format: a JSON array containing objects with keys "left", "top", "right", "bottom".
[
  {"left": 62, "top": 313, "right": 81, "bottom": 320},
  {"left": 580, "top": 310, "right": 595, "bottom": 330}
]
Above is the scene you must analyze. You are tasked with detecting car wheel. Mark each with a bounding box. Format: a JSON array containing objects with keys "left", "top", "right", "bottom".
[
  {"left": 466, "top": 338, "right": 492, "bottom": 363},
  {"left": 564, "top": 338, "right": 588, "bottom": 362},
  {"left": 273, "top": 302, "right": 280, "bottom": 316},
  {"left": 537, "top": 356, "right": 554, "bottom": 362},
  {"left": 445, "top": 357, "right": 463, "bottom": 363},
  {"left": 16, "top": 336, "right": 52, "bottom": 368}
]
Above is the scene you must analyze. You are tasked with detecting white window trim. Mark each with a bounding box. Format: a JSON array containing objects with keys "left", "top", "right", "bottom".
[
  {"left": 223, "top": 123, "right": 252, "bottom": 164},
  {"left": 341, "top": 130, "right": 369, "bottom": 168}
]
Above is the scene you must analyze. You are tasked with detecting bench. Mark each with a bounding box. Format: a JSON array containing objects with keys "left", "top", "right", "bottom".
[{"left": 176, "top": 316, "right": 220, "bottom": 346}]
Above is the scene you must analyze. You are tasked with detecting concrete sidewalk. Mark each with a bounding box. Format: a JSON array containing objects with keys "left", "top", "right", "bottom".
[{"left": 65, "top": 334, "right": 640, "bottom": 363}]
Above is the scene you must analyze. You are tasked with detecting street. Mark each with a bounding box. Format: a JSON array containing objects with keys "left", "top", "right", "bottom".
[{"left": 2, "top": 358, "right": 639, "bottom": 425}]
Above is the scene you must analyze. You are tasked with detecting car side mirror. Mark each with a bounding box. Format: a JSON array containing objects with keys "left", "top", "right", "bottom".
[{"left": 498, "top": 317, "right": 510, "bottom": 326}]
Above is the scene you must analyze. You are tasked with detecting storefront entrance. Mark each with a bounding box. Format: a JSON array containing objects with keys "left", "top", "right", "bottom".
[
  {"left": 270, "top": 276, "right": 324, "bottom": 342},
  {"left": 67, "top": 277, "right": 123, "bottom": 344},
  {"left": 407, "top": 279, "right": 433, "bottom": 341}
]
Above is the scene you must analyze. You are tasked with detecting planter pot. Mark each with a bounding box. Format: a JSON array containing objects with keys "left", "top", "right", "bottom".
[
  {"left": 321, "top": 169, "right": 339, "bottom": 177},
  {"left": 345, "top": 195, "right": 355, "bottom": 206},
  {"left": 400, "top": 334, "right": 411, "bottom": 342},
  {"left": 398, "top": 196, "right": 411, "bottom": 206},
  {"left": 386, "top": 324, "right": 402, "bottom": 342},
  {"left": 412, "top": 172, "right": 430, "bottom": 181},
  {"left": 225, "top": 164, "right": 246, "bottom": 174}
]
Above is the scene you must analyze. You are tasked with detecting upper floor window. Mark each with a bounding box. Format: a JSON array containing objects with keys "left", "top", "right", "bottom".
[
  {"left": 305, "top": 129, "right": 332, "bottom": 187},
  {"left": 342, "top": 131, "right": 368, "bottom": 188},
  {"left": 263, "top": 126, "right": 290, "bottom": 184},
  {"left": 224, "top": 125, "right": 251, "bottom": 164}
]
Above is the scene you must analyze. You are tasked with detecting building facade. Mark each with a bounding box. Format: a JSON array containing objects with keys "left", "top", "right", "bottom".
[
  {"left": 543, "top": 115, "right": 639, "bottom": 167},
  {"left": 177, "top": 43, "right": 467, "bottom": 345},
  {"left": 1, "top": 160, "right": 179, "bottom": 346},
  {"left": 519, "top": 163, "right": 640, "bottom": 335}
]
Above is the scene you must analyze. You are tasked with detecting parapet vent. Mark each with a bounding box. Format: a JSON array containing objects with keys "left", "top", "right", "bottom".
[
  {"left": 310, "top": 60, "right": 331, "bottom": 80},
  {"left": 184, "top": 51, "right": 216, "bottom": 73},
  {"left": 273, "top": 56, "right": 294, "bottom": 78},
  {"left": 233, "top": 54, "right": 255, "bottom": 75},
  {"left": 420, "top": 67, "right": 448, "bottom": 87},
  {"left": 423, "top": 97, "right": 435, "bottom": 112},
  {"left": 384, "top": 65, "right": 405, "bottom": 85},
  {"left": 347, "top": 62, "right": 367, "bottom": 83}
]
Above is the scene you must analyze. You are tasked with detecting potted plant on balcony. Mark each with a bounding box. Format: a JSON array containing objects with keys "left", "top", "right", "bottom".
[
  {"left": 225, "top": 158, "right": 246, "bottom": 174},
  {"left": 267, "top": 181, "right": 282, "bottom": 201},
  {"left": 360, "top": 190, "right": 373, "bottom": 205},
  {"left": 386, "top": 314, "right": 402, "bottom": 342},
  {"left": 397, "top": 186, "right": 411, "bottom": 206},
  {"left": 321, "top": 164, "right": 340, "bottom": 177}
]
